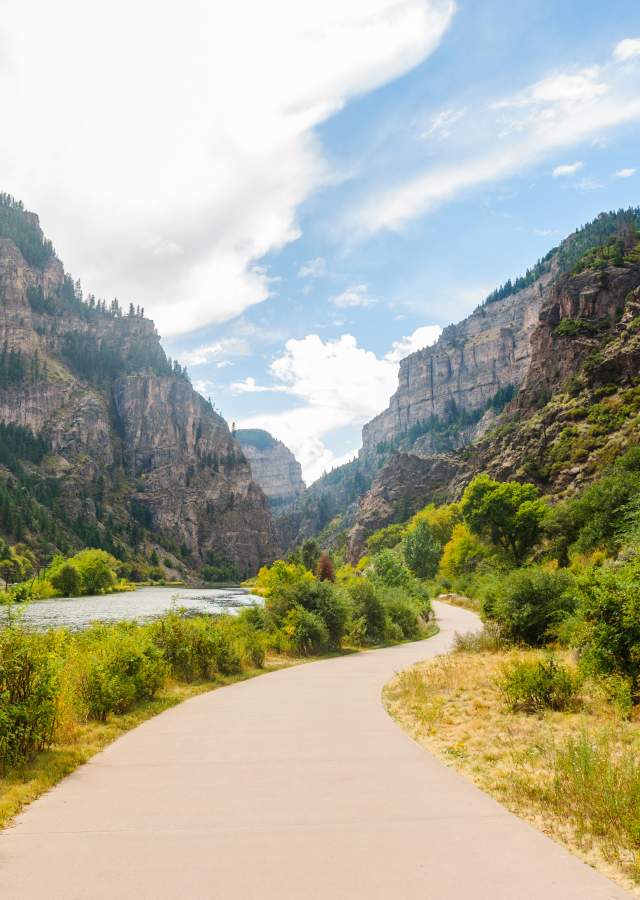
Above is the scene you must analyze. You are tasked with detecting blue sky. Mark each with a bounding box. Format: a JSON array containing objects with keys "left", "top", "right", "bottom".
[
  {"left": 165, "top": 1, "right": 640, "bottom": 480},
  {"left": 2, "top": 0, "right": 639, "bottom": 481}
]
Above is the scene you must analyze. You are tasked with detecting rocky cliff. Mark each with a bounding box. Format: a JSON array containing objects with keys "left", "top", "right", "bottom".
[
  {"left": 235, "top": 429, "right": 305, "bottom": 512},
  {"left": 361, "top": 273, "right": 550, "bottom": 455},
  {"left": 347, "top": 210, "right": 640, "bottom": 559},
  {"left": 0, "top": 195, "right": 278, "bottom": 574}
]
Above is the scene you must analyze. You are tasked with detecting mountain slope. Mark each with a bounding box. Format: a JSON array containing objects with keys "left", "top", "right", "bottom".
[
  {"left": 0, "top": 195, "right": 278, "bottom": 575},
  {"left": 347, "top": 214, "right": 640, "bottom": 559}
]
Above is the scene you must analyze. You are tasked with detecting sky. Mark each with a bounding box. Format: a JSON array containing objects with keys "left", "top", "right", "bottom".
[{"left": 1, "top": 1, "right": 640, "bottom": 482}]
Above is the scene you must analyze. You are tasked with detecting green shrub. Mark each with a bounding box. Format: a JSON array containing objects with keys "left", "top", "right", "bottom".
[
  {"left": 348, "top": 580, "right": 386, "bottom": 644},
  {"left": 371, "top": 549, "right": 412, "bottom": 587},
  {"left": 150, "top": 613, "right": 241, "bottom": 681},
  {"left": 366, "top": 523, "right": 406, "bottom": 554},
  {"left": 76, "top": 626, "right": 167, "bottom": 720},
  {"left": 383, "top": 595, "right": 422, "bottom": 640},
  {"left": 283, "top": 607, "right": 329, "bottom": 655},
  {"left": 403, "top": 520, "right": 441, "bottom": 579},
  {"left": 293, "top": 580, "right": 348, "bottom": 648},
  {"left": 50, "top": 562, "right": 83, "bottom": 597},
  {"left": 0, "top": 628, "right": 59, "bottom": 774},
  {"left": 573, "top": 562, "right": 640, "bottom": 687},
  {"left": 499, "top": 655, "right": 579, "bottom": 713},
  {"left": 482, "top": 567, "right": 576, "bottom": 645}
]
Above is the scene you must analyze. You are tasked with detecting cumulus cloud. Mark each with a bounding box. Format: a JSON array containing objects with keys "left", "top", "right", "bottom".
[
  {"left": 614, "top": 38, "right": 640, "bottom": 61},
  {"left": 179, "top": 338, "right": 250, "bottom": 367},
  {"left": 298, "top": 257, "right": 327, "bottom": 278},
  {"left": 329, "top": 284, "right": 377, "bottom": 308},
  {"left": 348, "top": 52, "right": 640, "bottom": 235},
  {"left": 552, "top": 161, "right": 583, "bottom": 177},
  {"left": 386, "top": 324, "right": 442, "bottom": 361},
  {"left": 614, "top": 167, "right": 636, "bottom": 178},
  {"left": 236, "top": 325, "right": 440, "bottom": 481},
  {"left": 0, "top": 0, "right": 455, "bottom": 336}
]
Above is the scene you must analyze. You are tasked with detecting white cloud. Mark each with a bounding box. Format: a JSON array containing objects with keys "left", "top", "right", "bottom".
[
  {"left": 614, "top": 38, "right": 640, "bottom": 61},
  {"left": 614, "top": 167, "right": 636, "bottom": 178},
  {"left": 230, "top": 377, "right": 289, "bottom": 394},
  {"left": 421, "top": 107, "right": 466, "bottom": 139},
  {"left": 0, "top": 0, "right": 455, "bottom": 336},
  {"left": 386, "top": 324, "right": 442, "bottom": 362},
  {"left": 179, "top": 338, "right": 250, "bottom": 367},
  {"left": 298, "top": 257, "right": 327, "bottom": 278},
  {"left": 236, "top": 325, "right": 440, "bottom": 481},
  {"left": 329, "top": 284, "right": 377, "bottom": 308},
  {"left": 348, "top": 53, "right": 640, "bottom": 234},
  {"left": 552, "top": 161, "right": 583, "bottom": 178}
]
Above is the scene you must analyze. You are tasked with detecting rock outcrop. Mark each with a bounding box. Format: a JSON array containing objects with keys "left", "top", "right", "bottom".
[
  {"left": 235, "top": 429, "right": 305, "bottom": 512},
  {"left": 347, "top": 216, "right": 640, "bottom": 557},
  {"left": 361, "top": 272, "right": 550, "bottom": 454},
  {"left": 0, "top": 197, "right": 278, "bottom": 574}
]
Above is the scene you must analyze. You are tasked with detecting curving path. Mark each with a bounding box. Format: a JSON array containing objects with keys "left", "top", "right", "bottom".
[{"left": 0, "top": 601, "right": 633, "bottom": 899}]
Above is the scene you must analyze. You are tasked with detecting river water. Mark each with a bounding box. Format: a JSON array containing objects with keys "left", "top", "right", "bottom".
[{"left": 8, "top": 586, "right": 262, "bottom": 630}]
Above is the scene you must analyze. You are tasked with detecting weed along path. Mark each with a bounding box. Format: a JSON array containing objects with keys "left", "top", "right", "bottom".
[{"left": 0, "top": 602, "right": 633, "bottom": 900}]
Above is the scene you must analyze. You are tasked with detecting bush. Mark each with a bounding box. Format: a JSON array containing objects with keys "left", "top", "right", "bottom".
[
  {"left": 371, "top": 550, "right": 412, "bottom": 587},
  {"left": 573, "top": 562, "right": 640, "bottom": 686},
  {"left": 439, "top": 523, "right": 492, "bottom": 581},
  {"left": 284, "top": 607, "right": 329, "bottom": 656},
  {"left": 316, "top": 553, "right": 335, "bottom": 582},
  {"left": 482, "top": 568, "right": 576, "bottom": 645},
  {"left": 499, "top": 655, "right": 580, "bottom": 713},
  {"left": 50, "top": 562, "right": 83, "bottom": 598},
  {"left": 73, "top": 549, "right": 117, "bottom": 595},
  {"left": 366, "top": 523, "right": 406, "bottom": 554},
  {"left": 348, "top": 580, "right": 385, "bottom": 644},
  {"left": 76, "top": 626, "right": 167, "bottom": 720},
  {"left": 0, "top": 628, "right": 59, "bottom": 774},
  {"left": 403, "top": 520, "right": 441, "bottom": 579},
  {"left": 383, "top": 593, "right": 422, "bottom": 640},
  {"left": 150, "top": 613, "right": 241, "bottom": 681}
]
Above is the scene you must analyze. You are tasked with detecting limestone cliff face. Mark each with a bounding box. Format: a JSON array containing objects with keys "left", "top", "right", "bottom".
[
  {"left": 361, "top": 273, "right": 550, "bottom": 454},
  {"left": 347, "top": 254, "right": 640, "bottom": 558},
  {"left": 235, "top": 430, "right": 305, "bottom": 512},
  {"left": 113, "top": 381, "right": 277, "bottom": 575},
  {"left": 0, "top": 200, "right": 278, "bottom": 573}
]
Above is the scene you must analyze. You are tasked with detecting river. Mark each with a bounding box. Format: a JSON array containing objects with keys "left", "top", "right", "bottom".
[{"left": 6, "top": 586, "right": 262, "bottom": 630}]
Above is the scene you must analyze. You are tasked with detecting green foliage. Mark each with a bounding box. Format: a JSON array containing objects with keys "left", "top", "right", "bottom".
[
  {"left": 439, "top": 523, "right": 492, "bottom": 581},
  {"left": 254, "top": 560, "right": 314, "bottom": 597},
  {"left": 149, "top": 613, "right": 241, "bottom": 682},
  {"left": 0, "top": 627, "right": 59, "bottom": 774},
  {"left": 499, "top": 655, "right": 579, "bottom": 713},
  {"left": 283, "top": 607, "right": 329, "bottom": 655},
  {"left": 50, "top": 562, "right": 82, "bottom": 598},
  {"left": 348, "top": 580, "right": 386, "bottom": 644},
  {"left": 461, "top": 475, "right": 547, "bottom": 564},
  {"left": 76, "top": 625, "right": 167, "bottom": 721},
  {"left": 573, "top": 562, "right": 640, "bottom": 687},
  {"left": 554, "top": 317, "right": 604, "bottom": 337},
  {"left": 403, "top": 520, "right": 441, "bottom": 579},
  {"left": 366, "top": 523, "right": 406, "bottom": 554},
  {"left": 483, "top": 252, "right": 555, "bottom": 305},
  {"left": 371, "top": 549, "right": 412, "bottom": 587},
  {"left": 482, "top": 568, "right": 576, "bottom": 645},
  {"left": 0, "top": 194, "right": 55, "bottom": 267},
  {"left": 547, "top": 453, "right": 640, "bottom": 559},
  {"left": 557, "top": 207, "right": 640, "bottom": 273},
  {"left": 300, "top": 538, "right": 321, "bottom": 573},
  {"left": 70, "top": 549, "right": 117, "bottom": 594}
]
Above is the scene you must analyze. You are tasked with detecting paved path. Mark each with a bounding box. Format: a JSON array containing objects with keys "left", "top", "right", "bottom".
[{"left": 0, "top": 601, "right": 632, "bottom": 899}]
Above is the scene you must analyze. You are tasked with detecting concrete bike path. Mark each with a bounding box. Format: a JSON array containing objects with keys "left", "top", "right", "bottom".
[{"left": 0, "top": 601, "right": 632, "bottom": 899}]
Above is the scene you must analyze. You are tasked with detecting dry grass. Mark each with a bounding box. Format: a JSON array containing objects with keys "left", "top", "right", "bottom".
[
  {"left": 0, "top": 655, "right": 295, "bottom": 830},
  {"left": 436, "top": 592, "right": 481, "bottom": 612},
  {"left": 384, "top": 647, "right": 640, "bottom": 895}
]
